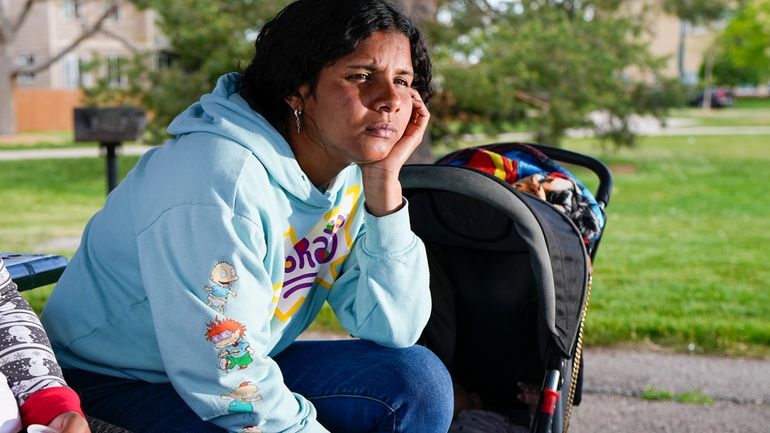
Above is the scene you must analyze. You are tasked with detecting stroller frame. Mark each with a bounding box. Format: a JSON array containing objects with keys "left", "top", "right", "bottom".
[{"left": 401, "top": 143, "right": 612, "bottom": 433}]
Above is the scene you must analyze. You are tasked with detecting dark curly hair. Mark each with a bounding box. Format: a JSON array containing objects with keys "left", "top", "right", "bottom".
[{"left": 239, "top": 0, "right": 432, "bottom": 138}]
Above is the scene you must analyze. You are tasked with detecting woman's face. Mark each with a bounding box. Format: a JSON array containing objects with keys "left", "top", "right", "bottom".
[{"left": 297, "top": 31, "right": 415, "bottom": 169}]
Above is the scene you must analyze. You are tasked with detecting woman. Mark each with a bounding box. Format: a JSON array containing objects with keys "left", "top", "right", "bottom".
[
  {"left": 41, "top": 0, "right": 453, "bottom": 432},
  {"left": 0, "top": 257, "right": 90, "bottom": 433}
]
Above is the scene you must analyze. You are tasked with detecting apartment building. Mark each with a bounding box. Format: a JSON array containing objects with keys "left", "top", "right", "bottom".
[
  {"left": 635, "top": 2, "right": 768, "bottom": 96},
  {"left": 646, "top": 14, "right": 718, "bottom": 85},
  {"left": 10, "top": 0, "right": 163, "bottom": 131}
]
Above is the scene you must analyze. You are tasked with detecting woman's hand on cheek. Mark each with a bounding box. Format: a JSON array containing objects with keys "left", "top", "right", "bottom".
[
  {"left": 360, "top": 89, "right": 430, "bottom": 216},
  {"left": 372, "top": 89, "right": 430, "bottom": 173}
]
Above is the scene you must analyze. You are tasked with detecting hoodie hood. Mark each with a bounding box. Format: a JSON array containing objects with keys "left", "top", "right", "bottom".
[{"left": 167, "top": 73, "right": 346, "bottom": 205}]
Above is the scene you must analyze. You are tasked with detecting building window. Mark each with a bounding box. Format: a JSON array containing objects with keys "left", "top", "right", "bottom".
[
  {"left": 16, "top": 54, "right": 35, "bottom": 83},
  {"left": 106, "top": 56, "right": 126, "bottom": 87},
  {"left": 105, "top": 1, "right": 120, "bottom": 22},
  {"left": 62, "top": 0, "right": 81, "bottom": 19},
  {"left": 78, "top": 58, "right": 92, "bottom": 87},
  {"left": 156, "top": 50, "right": 176, "bottom": 71},
  {"left": 63, "top": 55, "right": 80, "bottom": 89},
  {"left": 17, "top": 54, "right": 35, "bottom": 66},
  {"left": 682, "top": 72, "right": 698, "bottom": 86}
]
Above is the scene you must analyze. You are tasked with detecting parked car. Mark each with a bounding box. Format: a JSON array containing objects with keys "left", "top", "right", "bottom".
[{"left": 689, "top": 87, "right": 735, "bottom": 108}]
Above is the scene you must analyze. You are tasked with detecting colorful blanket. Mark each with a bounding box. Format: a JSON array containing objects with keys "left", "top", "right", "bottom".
[{"left": 438, "top": 143, "right": 604, "bottom": 247}]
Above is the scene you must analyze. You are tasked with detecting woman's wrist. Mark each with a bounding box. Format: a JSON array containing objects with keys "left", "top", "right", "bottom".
[{"left": 361, "top": 168, "right": 403, "bottom": 216}]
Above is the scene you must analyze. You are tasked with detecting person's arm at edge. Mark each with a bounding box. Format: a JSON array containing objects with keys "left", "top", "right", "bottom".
[{"left": 0, "top": 258, "right": 88, "bottom": 432}]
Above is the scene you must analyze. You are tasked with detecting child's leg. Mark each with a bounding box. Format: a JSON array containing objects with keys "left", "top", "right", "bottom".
[
  {"left": 274, "top": 339, "right": 454, "bottom": 433},
  {"left": 516, "top": 382, "right": 540, "bottom": 413}
]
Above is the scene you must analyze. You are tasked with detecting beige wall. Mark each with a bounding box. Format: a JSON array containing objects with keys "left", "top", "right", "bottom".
[
  {"left": 12, "top": 0, "right": 158, "bottom": 89},
  {"left": 9, "top": 0, "right": 54, "bottom": 87},
  {"left": 622, "top": 0, "right": 719, "bottom": 84},
  {"left": 647, "top": 14, "right": 681, "bottom": 79},
  {"left": 10, "top": 0, "right": 160, "bottom": 131}
]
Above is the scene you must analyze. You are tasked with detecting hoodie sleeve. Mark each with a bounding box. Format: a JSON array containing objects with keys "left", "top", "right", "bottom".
[
  {"left": 136, "top": 205, "right": 328, "bottom": 433},
  {"left": 327, "top": 200, "right": 432, "bottom": 348}
]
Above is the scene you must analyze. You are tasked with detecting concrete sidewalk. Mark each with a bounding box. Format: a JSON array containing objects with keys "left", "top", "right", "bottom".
[
  {"left": 569, "top": 348, "right": 770, "bottom": 433},
  {"left": 495, "top": 125, "right": 770, "bottom": 142},
  {"left": 0, "top": 144, "right": 151, "bottom": 161},
  {"left": 299, "top": 331, "right": 770, "bottom": 432}
]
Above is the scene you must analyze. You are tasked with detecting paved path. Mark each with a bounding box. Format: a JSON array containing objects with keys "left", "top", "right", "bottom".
[
  {"left": 570, "top": 348, "right": 770, "bottom": 433},
  {"left": 0, "top": 144, "right": 151, "bottom": 160},
  {"left": 495, "top": 125, "right": 770, "bottom": 142},
  {"left": 299, "top": 332, "right": 770, "bottom": 432}
]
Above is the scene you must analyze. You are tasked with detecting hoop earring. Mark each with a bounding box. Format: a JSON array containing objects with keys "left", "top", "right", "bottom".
[{"left": 294, "top": 109, "right": 302, "bottom": 134}]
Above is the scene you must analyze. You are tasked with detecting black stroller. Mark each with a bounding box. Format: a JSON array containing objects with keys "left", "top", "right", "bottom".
[{"left": 402, "top": 142, "right": 612, "bottom": 433}]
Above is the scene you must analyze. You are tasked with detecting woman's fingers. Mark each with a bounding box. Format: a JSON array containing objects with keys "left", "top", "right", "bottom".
[{"left": 392, "top": 90, "right": 429, "bottom": 159}]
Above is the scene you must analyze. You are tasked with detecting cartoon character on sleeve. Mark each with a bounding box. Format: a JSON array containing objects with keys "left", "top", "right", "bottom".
[
  {"left": 204, "top": 262, "right": 239, "bottom": 314},
  {"left": 205, "top": 318, "right": 255, "bottom": 371},
  {"left": 221, "top": 381, "right": 263, "bottom": 414}
]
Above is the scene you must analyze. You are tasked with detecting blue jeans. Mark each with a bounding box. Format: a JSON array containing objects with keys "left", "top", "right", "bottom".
[{"left": 64, "top": 340, "right": 453, "bottom": 433}]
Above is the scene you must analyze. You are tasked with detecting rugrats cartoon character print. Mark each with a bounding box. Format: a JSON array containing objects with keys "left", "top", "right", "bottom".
[
  {"left": 203, "top": 262, "right": 239, "bottom": 314},
  {"left": 205, "top": 317, "right": 255, "bottom": 371},
  {"left": 221, "top": 381, "right": 263, "bottom": 414}
]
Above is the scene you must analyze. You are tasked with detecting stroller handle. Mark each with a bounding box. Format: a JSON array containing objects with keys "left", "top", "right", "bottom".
[{"left": 525, "top": 143, "right": 613, "bottom": 209}]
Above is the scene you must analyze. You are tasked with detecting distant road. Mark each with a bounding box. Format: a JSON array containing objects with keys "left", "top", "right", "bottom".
[
  {"left": 0, "top": 145, "right": 151, "bottom": 161},
  {"left": 495, "top": 125, "right": 770, "bottom": 143}
]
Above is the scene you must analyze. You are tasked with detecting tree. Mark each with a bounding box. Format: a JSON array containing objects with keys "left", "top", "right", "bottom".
[
  {"left": 662, "top": 0, "right": 736, "bottom": 109},
  {"left": 0, "top": 0, "right": 122, "bottom": 135},
  {"left": 426, "top": 0, "right": 681, "bottom": 147},
  {"left": 79, "top": 0, "right": 306, "bottom": 144},
  {"left": 711, "top": 0, "right": 770, "bottom": 86},
  {"left": 88, "top": 0, "right": 440, "bottom": 148},
  {"left": 80, "top": 0, "right": 287, "bottom": 144},
  {"left": 391, "top": 0, "right": 438, "bottom": 21}
]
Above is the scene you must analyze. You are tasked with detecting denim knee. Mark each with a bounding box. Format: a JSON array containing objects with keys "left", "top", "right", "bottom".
[{"left": 386, "top": 344, "right": 454, "bottom": 431}]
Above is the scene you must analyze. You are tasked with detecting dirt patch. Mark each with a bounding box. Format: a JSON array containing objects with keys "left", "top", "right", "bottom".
[{"left": 608, "top": 163, "right": 637, "bottom": 175}]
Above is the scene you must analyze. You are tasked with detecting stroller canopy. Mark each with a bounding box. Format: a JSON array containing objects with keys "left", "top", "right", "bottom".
[{"left": 401, "top": 163, "right": 590, "bottom": 361}]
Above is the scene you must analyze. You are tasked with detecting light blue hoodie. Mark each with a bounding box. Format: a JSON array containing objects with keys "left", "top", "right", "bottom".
[{"left": 42, "top": 73, "right": 431, "bottom": 432}]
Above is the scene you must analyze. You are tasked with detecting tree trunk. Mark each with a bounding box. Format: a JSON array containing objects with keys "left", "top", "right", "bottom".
[
  {"left": 702, "top": 46, "right": 716, "bottom": 111},
  {"left": 677, "top": 20, "right": 687, "bottom": 82},
  {"left": 0, "top": 43, "right": 16, "bottom": 136},
  {"left": 390, "top": 0, "right": 438, "bottom": 164},
  {"left": 389, "top": 0, "right": 436, "bottom": 22},
  {"left": 0, "top": 0, "right": 122, "bottom": 136}
]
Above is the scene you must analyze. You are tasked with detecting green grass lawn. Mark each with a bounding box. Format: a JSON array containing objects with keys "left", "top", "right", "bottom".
[
  {"left": 2, "top": 133, "right": 769, "bottom": 356},
  {"left": 733, "top": 97, "right": 770, "bottom": 109},
  {"left": 0, "top": 157, "right": 140, "bottom": 311},
  {"left": 0, "top": 131, "right": 87, "bottom": 150},
  {"left": 0, "top": 130, "right": 142, "bottom": 150},
  {"left": 564, "top": 134, "right": 770, "bottom": 356}
]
